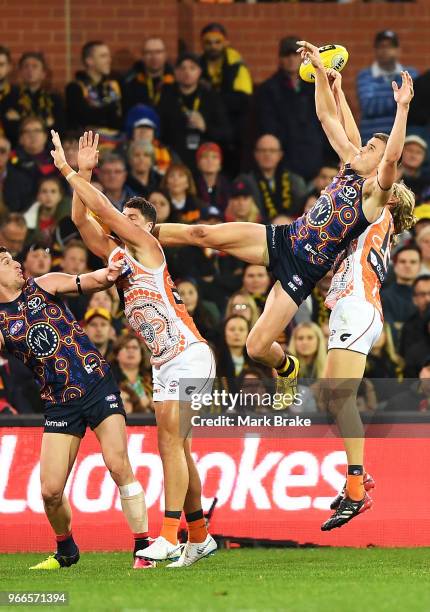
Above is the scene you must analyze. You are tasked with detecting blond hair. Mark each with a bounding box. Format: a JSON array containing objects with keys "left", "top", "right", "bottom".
[
  {"left": 225, "top": 291, "right": 260, "bottom": 328},
  {"left": 391, "top": 181, "right": 416, "bottom": 236},
  {"left": 287, "top": 322, "right": 327, "bottom": 379}
]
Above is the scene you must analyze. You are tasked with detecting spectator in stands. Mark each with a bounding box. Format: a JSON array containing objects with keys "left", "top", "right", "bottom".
[
  {"left": 87, "top": 288, "right": 123, "bottom": 335},
  {"left": 400, "top": 275, "right": 430, "bottom": 357},
  {"left": 66, "top": 41, "right": 122, "bottom": 134},
  {"left": 109, "top": 333, "right": 152, "bottom": 411},
  {"left": 257, "top": 36, "right": 330, "bottom": 181},
  {"left": 216, "top": 315, "right": 252, "bottom": 392},
  {"left": 177, "top": 278, "right": 220, "bottom": 344},
  {"left": 288, "top": 322, "right": 327, "bottom": 380},
  {"left": 246, "top": 134, "right": 307, "bottom": 221},
  {"left": 238, "top": 368, "right": 272, "bottom": 414},
  {"left": 60, "top": 240, "right": 89, "bottom": 320},
  {"left": 0, "top": 46, "right": 19, "bottom": 144},
  {"left": 2, "top": 52, "right": 64, "bottom": 147},
  {"left": 120, "top": 382, "right": 151, "bottom": 415},
  {"left": 125, "top": 141, "right": 161, "bottom": 197},
  {"left": 382, "top": 245, "right": 421, "bottom": 350},
  {"left": 225, "top": 291, "right": 260, "bottom": 329},
  {"left": 416, "top": 227, "right": 430, "bottom": 274},
  {"left": 124, "top": 37, "right": 174, "bottom": 111},
  {"left": 12, "top": 117, "right": 56, "bottom": 199},
  {"left": 83, "top": 307, "right": 114, "bottom": 360},
  {"left": 195, "top": 142, "right": 230, "bottom": 211},
  {"left": 389, "top": 357, "right": 430, "bottom": 412},
  {"left": 62, "top": 133, "right": 79, "bottom": 171},
  {"left": 148, "top": 190, "right": 172, "bottom": 223},
  {"left": 160, "top": 163, "right": 203, "bottom": 223},
  {"left": 397, "top": 135, "right": 430, "bottom": 202},
  {"left": 21, "top": 243, "right": 51, "bottom": 279},
  {"left": 0, "top": 352, "right": 43, "bottom": 414},
  {"left": 199, "top": 22, "right": 253, "bottom": 176},
  {"left": 124, "top": 107, "right": 174, "bottom": 176},
  {"left": 224, "top": 179, "right": 261, "bottom": 223},
  {"left": 307, "top": 164, "right": 338, "bottom": 196},
  {"left": 0, "top": 135, "right": 32, "bottom": 214},
  {"left": 356, "top": 30, "right": 418, "bottom": 143},
  {"left": 365, "top": 323, "right": 404, "bottom": 402},
  {"left": 98, "top": 154, "right": 136, "bottom": 211},
  {"left": 241, "top": 264, "right": 271, "bottom": 311},
  {"left": 158, "top": 52, "right": 232, "bottom": 172},
  {"left": 24, "top": 177, "right": 71, "bottom": 246},
  {"left": 0, "top": 213, "right": 27, "bottom": 256}
]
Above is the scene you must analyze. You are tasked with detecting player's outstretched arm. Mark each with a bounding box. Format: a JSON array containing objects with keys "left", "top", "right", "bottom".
[
  {"left": 36, "top": 258, "right": 125, "bottom": 296},
  {"left": 51, "top": 131, "right": 160, "bottom": 261},
  {"left": 328, "top": 69, "right": 361, "bottom": 150},
  {"left": 371, "top": 71, "right": 414, "bottom": 205},
  {"left": 71, "top": 132, "right": 117, "bottom": 261},
  {"left": 297, "top": 41, "right": 357, "bottom": 163}
]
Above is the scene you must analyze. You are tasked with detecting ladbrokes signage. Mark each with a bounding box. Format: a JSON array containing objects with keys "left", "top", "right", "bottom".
[{"left": 1, "top": 427, "right": 429, "bottom": 551}]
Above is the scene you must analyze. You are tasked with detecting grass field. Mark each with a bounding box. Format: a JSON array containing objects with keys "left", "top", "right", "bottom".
[{"left": 1, "top": 549, "right": 430, "bottom": 612}]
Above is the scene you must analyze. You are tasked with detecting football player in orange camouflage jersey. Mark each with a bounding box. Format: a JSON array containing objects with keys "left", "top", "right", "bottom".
[{"left": 51, "top": 130, "right": 217, "bottom": 567}]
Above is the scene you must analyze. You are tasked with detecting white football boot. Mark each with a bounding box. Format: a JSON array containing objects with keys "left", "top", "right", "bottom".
[
  {"left": 135, "top": 536, "right": 181, "bottom": 561},
  {"left": 166, "top": 534, "right": 217, "bottom": 568}
]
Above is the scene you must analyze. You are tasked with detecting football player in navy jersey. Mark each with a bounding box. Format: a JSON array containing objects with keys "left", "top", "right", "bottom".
[{"left": 0, "top": 249, "right": 153, "bottom": 570}]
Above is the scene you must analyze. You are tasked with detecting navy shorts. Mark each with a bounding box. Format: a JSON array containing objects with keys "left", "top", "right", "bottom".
[
  {"left": 44, "top": 371, "right": 126, "bottom": 437},
  {"left": 266, "top": 224, "right": 330, "bottom": 306}
]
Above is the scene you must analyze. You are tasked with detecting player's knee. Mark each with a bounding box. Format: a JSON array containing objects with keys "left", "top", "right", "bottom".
[
  {"left": 105, "top": 454, "right": 133, "bottom": 485},
  {"left": 41, "top": 485, "right": 63, "bottom": 508},
  {"left": 246, "top": 334, "right": 269, "bottom": 362},
  {"left": 157, "top": 428, "right": 183, "bottom": 457}
]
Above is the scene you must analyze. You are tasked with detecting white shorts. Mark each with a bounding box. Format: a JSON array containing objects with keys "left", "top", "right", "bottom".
[
  {"left": 328, "top": 296, "right": 383, "bottom": 356},
  {"left": 152, "top": 342, "right": 215, "bottom": 403}
]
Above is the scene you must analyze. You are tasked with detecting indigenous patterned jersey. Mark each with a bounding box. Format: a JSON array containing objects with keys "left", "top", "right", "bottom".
[
  {"left": 110, "top": 245, "right": 205, "bottom": 367},
  {"left": 325, "top": 207, "right": 393, "bottom": 319},
  {"left": 0, "top": 278, "right": 109, "bottom": 405},
  {"left": 287, "top": 164, "right": 370, "bottom": 267}
]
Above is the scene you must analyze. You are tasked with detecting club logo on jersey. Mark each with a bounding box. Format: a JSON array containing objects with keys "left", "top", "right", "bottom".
[
  {"left": 168, "top": 380, "right": 179, "bottom": 394},
  {"left": 292, "top": 275, "right": 303, "bottom": 286},
  {"left": 140, "top": 322, "right": 156, "bottom": 344},
  {"left": 9, "top": 320, "right": 24, "bottom": 335},
  {"left": 340, "top": 333, "right": 352, "bottom": 342},
  {"left": 339, "top": 185, "right": 358, "bottom": 205},
  {"left": 105, "top": 394, "right": 117, "bottom": 402},
  {"left": 27, "top": 323, "right": 60, "bottom": 358},
  {"left": 27, "top": 295, "right": 47, "bottom": 315},
  {"left": 307, "top": 194, "right": 333, "bottom": 227}
]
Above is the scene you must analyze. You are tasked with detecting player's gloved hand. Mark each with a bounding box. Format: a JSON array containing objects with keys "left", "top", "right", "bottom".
[
  {"left": 296, "top": 41, "right": 323, "bottom": 70},
  {"left": 78, "top": 131, "right": 100, "bottom": 172},
  {"left": 106, "top": 258, "right": 125, "bottom": 283},
  {"left": 50, "top": 130, "right": 67, "bottom": 170}
]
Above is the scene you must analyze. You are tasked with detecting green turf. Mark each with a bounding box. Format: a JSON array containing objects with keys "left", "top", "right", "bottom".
[{"left": 1, "top": 549, "right": 430, "bottom": 612}]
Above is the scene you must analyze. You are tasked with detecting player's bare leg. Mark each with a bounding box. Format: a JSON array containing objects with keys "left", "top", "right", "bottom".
[
  {"left": 30, "top": 434, "right": 81, "bottom": 570},
  {"left": 321, "top": 349, "right": 374, "bottom": 531},
  {"left": 95, "top": 414, "right": 153, "bottom": 568},
  {"left": 156, "top": 222, "right": 268, "bottom": 265}
]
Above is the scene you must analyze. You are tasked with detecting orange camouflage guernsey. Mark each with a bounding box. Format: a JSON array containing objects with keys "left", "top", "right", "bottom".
[
  {"left": 325, "top": 207, "right": 394, "bottom": 320},
  {"left": 109, "top": 244, "right": 205, "bottom": 367}
]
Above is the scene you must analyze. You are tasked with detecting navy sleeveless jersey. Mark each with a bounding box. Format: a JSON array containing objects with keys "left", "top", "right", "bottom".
[
  {"left": 287, "top": 164, "right": 370, "bottom": 267},
  {"left": 0, "top": 278, "right": 110, "bottom": 405}
]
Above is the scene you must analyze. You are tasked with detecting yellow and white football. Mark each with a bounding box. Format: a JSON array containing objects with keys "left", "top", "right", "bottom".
[{"left": 299, "top": 44, "right": 349, "bottom": 83}]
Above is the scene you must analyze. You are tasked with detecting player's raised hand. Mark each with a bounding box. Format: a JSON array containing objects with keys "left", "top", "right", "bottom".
[
  {"left": 393, "top": 71, "right": 414, "bottom": 106},
  {"left": 296, "top": 41, "right": 323, "bottom": 69},
  {"left": 78, "top": 131, "right": 100, "bottom": 172},
  {"left": 106, "top": 258, "right": 125, "bottom": 282},
  {"left": 326, "top": 68, "right": 342, "bottom": 93},
  {"left": 50, "top": 130, "right": 67, "bottom": 170}
]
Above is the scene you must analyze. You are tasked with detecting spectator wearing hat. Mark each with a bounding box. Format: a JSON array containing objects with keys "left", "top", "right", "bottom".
[
  {"left": 21, "top": 242, "right": 52, "bottom": 279},
  {"left": 257, "top": 36, "right": 331, "bottom": 182},
  {"left": 2, "top": 51, "right": 64, "bottom": 147},
  {"left": 123, "top": 37, "right": 174, "bottom": 112},
  {"left": 397, "top": 135, "right": 430, "bottom": 202},
  {"left": 98, "top": 153, "right": 136, "bottom": 211},
  {"left": 357, "top": 30, "right": 418, "bottom": 143},
  {"left": 399, "top": 275, "right": 430, "bottom": 357},
  {"left": 224, "top": 179, "right": 261, "bottom": 223},
  {"left": 195, "top": 142, "right": 231, "bottom": 211},
  {"left": 158, "top": 52, "right": 232, "bottom": 173},
  {"left": 382, "top": 245, "right": 422, "bottom": 351},
  {"left": 83, "top": 307, "right": 114, "bottom": 359},
  {"left": 245, "top": 134, "right": 307, "bottom": 222},
  {"left": 125, "top": 140, "right": 161, "bottom": 198},
  {"left": 199, "top": 23, "right": 253, "bottom": 176},
  {"left": 66, "top": 41, "right": 123, "bottom": 134}
]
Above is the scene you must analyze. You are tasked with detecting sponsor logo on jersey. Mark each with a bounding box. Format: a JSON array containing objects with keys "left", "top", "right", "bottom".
[
  {"left": 292, "top": 275, "right": 303, "bottom": 286},
  {"left": 338, "top": 185, "right": 358, "bottom": 205},
  {"left": 45, "top": 419, "right": 68, "bottom": 427},
  {"left": 27, "top": 295, "right": 47, "bottom": 314},
  {"left": 9, "top": 320, "right": 24, "bottom": 335},
  {"left": 27, "top": 323, "right": 59, "bottom": 358},
  {"left": 109, "top": 402, "right": 119, "bottom": 409},
  {"left": 288, "top": 282, "right": 297, "bottom": 292}
]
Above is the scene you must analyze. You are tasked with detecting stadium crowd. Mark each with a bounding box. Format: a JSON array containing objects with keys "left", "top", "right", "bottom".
[{"left": 0, "top": 26, "right": 430, "bottom": 415}]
